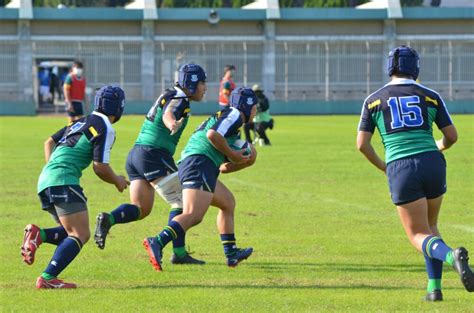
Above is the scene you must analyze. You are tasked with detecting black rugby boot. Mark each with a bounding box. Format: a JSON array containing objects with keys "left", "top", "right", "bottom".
[{"left": 452, "top": 247, "right": 474, "bottom": 292}]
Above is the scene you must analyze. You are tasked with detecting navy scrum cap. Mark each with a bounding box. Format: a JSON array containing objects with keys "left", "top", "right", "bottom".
[
  {"left": 387, "top": 45, "right": 420, "bottom": 80},
  {"left": 94, "top": 85, "right": 125, "bottom": 122},
  {"left": 177, "top": 64, "right": 207, "bottom": 95},
  {"left": 229, "top": 87, "right": 257, "bottom": 122}
]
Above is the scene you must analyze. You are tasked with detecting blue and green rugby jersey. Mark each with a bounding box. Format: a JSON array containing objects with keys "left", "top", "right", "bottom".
[{"left": 358, "top": 78, "right": 453, "bottom": 164}]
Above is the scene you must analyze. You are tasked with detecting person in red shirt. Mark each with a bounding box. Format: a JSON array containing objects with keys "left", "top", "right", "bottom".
[
  {"left": 63, "top": 61, "right": 86, "bottom": 122},
  {"left": 218, "top": 64, "right": 236, "bottom": 110}
]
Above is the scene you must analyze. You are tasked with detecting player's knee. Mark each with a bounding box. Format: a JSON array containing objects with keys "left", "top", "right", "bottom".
[
  {"left": 220, "top": 195, "right": 236, "bottom": 213},
  {"left": 138, "top": 205, "right": 152, "bottom": 219}
]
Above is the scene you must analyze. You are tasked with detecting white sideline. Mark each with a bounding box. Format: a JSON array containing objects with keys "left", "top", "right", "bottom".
[
  {"left": 226, "top": 177, "right": 372, "bottom": 212},
  {"left": 450, "top": 225, "right": 474, "bottom": 234}
]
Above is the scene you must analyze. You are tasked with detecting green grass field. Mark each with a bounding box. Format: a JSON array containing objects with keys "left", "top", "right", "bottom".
[{"left": 1, "top": 115, "right": 473, "bottom": 312}]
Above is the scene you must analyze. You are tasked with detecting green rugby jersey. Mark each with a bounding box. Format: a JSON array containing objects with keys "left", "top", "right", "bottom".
[
  {"left": 180, "top": 107, "right": 243, "bottom": 167},
  {"left": 135, "top": 87, "right": 190, "bottom": 155},
  {"left": 254, "top": 110, "right": 272, "bottom": 123},
  {"left": 254, "top": 93, "right": 271, "bottom": 123},
  {"left": 358, "top": 78, "right": 453, "bottom": 163},
  {"left": 37, "top": 111, "right": 116, "bottom": 193}
]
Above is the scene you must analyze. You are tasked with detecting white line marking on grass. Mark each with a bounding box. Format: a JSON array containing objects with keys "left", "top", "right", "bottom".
[
  {"left": 226, "top": 177, "right": 373, "bottom": 211},
  {"left": 450, "top": 224, "right": 474, "bottom": 234}
]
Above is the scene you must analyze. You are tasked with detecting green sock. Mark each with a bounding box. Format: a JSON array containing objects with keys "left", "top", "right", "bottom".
[
  {"left": 173, "top": 246, "right": 187, "bottom": 258},
  {"left": 39, "top": 229, "right": 47, "bottom": 242},
  {"left": 445, "top": 251, "right": 454, "bottom": 266},
  {"left": 41, "top": 272, "right": 56, "bottom": 280},
  {"left": 427, "top": 279, "right": 442, "bottom": 292},
  {"left": 108, "top": 214, "right": 116, "bottom": 226}
]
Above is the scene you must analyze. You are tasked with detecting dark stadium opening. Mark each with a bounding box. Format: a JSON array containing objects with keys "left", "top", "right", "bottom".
[{"left": 35, "top": 59, "right": 74, "bottom": 113}]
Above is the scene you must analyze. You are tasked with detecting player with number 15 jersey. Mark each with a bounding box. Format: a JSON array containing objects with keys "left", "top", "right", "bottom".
[
  {"left": 357, "top": 46, "right": 473, "bottom": 301},
  {"left": 358, "top": 75, "right": 452, "bottom": 164}
]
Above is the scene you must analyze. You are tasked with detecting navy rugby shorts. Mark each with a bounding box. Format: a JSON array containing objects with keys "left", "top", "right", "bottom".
[
  {"left": 126, "top": 145, "right": 177, "bottom": 182},
  {"left": 67, "top": 101, "right": 84, "bottom": 117},
  {"left": 38, "top": 185, "right": 87, "bottom": 210},
  {"left": 387, "top": 151, "right": 446, "bottom": 205},
  {"left": 178, "top": 155, "right": 220, "bottom": 193}
]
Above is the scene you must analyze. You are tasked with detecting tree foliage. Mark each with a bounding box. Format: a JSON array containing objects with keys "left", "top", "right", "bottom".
[
  {"left": 33, "top": 0, "right": 132, "bottom": 7},
  {"left": 279, "top": 0, "right": 370, "bottom": 7},
  {"left": 30, "top": 0, "right": 424, "bottom": 8},
  {"left": 158, "top": 0, "right": 254, "bottom": 8}
]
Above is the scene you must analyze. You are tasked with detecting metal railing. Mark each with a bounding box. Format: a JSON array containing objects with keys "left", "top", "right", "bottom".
[{"left": 1, "top": 37, "right": 473, "bottom": 102}]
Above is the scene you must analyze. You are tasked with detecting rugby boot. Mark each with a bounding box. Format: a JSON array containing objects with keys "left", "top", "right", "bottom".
[
  {"left": 452, "top": 247, "right": 474, "bottom": 292},
  {"left": 226, "top": 247, "right": 253, "bottom": 268},
  {"left": 36, "top": 276, "right": 76, "bottom": 289},
  {"left": 21, "top": 224, "right": 42, "bottom": 265},
  {"left": 424, "top": 289, "right": 443, "bottom": 302},
  {"left": 94, "top": 212, "right": 112, "bottom": 250},
  {"left": 143, "top": 237, "right": 163, "bottom": 272},
  {"left": 170, "top": 253, "right": 206, "bottom": 265}
]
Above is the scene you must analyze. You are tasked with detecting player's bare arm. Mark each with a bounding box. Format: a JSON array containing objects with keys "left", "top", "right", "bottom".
[
  {"left": 220, "top": 144, "right": 257, "bottom": 173},
  {"left": 356, "top": 131, "right": 386, "bottom": 173},
  {"left": 162, "top": 99, "right": 184, "bottom": 135},
  {"left": 207, "top": 129, "right": 248, "bottom": 164},
  {"left": 436, "top": 124, "right": 458, "bottom": 151},
  {"left": 43, "top": 137, "right": 56, "bottom": 163},
  {"left": 92, "top": 162, "right": 129, "bottom": 192},
  {"left": 63, "top": 84, "right": 72, "bottom": 111}
]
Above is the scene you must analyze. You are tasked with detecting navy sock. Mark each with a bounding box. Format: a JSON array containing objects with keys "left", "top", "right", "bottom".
[
  {"left": 110, "top": 204, "right": 140, "bottom": 225},
  {"left": 157, "top": 220, "right": 185, "bottom": 248},
  {"left": 168, "top": 208, "right": 186, "bottom": 248},
  {"left": 40, "top": 226, "right": 68, "bottom": 245},
  {"left": 43, "top": 236, "right": 82, "bottom": 278},
  {"left": 220, "top": 234, "right": 237, "bottom": 257},
  {"left": 424, "top": 254, "right": 443, "bottom": 292},
  {"left": 422, "top": 235, "right": 453, "bottom": 263}
]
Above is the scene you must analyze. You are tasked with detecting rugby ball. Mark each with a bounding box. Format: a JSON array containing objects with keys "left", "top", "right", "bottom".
[{"left": 231, "top": 139, "right": 252, "bottom": 156}]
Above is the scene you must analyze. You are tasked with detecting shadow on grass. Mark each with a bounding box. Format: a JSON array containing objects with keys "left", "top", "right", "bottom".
[
  {"left": 245, "top": 262, "right": 426, "bottom": 273},
  {"left": 127, "top": 283, "right": 412, "bottom": 291},
  {"left": 126, "top": 262, "right": 426, "bottom": 291}
]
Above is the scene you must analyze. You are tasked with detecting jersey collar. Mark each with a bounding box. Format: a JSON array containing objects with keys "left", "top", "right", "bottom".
[
  {"left": 173, "top": 86, "right": 187, "bottom": 98},
  {"left": 386, "top": 78, "right": 416, "bottom": 86},
  {"left": 92, "top": 111, "right": 114, "bottom": 129}
]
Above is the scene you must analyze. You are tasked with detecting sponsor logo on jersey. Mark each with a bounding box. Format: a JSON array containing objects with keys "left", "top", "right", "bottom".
[
  {"left": 425, "top": 96, "right": 439, "bottom": 106},
  {"left": 368, "top": 99, "right": 381, "bottom": 109}
]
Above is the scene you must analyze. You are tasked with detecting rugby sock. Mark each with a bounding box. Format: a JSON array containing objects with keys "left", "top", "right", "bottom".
[
  {"left": 43, "top": 236, "right": 82, "bottom": 278},
  {"left": 168, "top": 208, "right": 187, "bottom": 255},
  {"left": 422, "top": 235, "right": 454, "bottom": 265},
  {"left": 220, "top": 234, "right": 237, "bottom": 257},
  {"left": 173, "top": 247, "right": 187, "bottom": 258},
  {"left": 156, "top": 221, "right": 185, "bottom": 248},
  {"left": 40, "top": 226, "right": 68, "bottom": 245},
  {"left": 424, "top": 254, "right": 443, "bottom": 292},
  {"left": 41, "top": 272, "right": 56, "bottom": 280},
  {"left": 109, "top": 204, "right": 140, "bottom": 225}
]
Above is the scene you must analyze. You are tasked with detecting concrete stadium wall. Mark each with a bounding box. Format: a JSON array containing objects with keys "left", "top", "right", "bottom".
[
  {"left": 0, "top": 101, "right": 36, "bottom": 116},
  {"left": 1, "top": 7, "right": 473, "bottom": 115}
]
